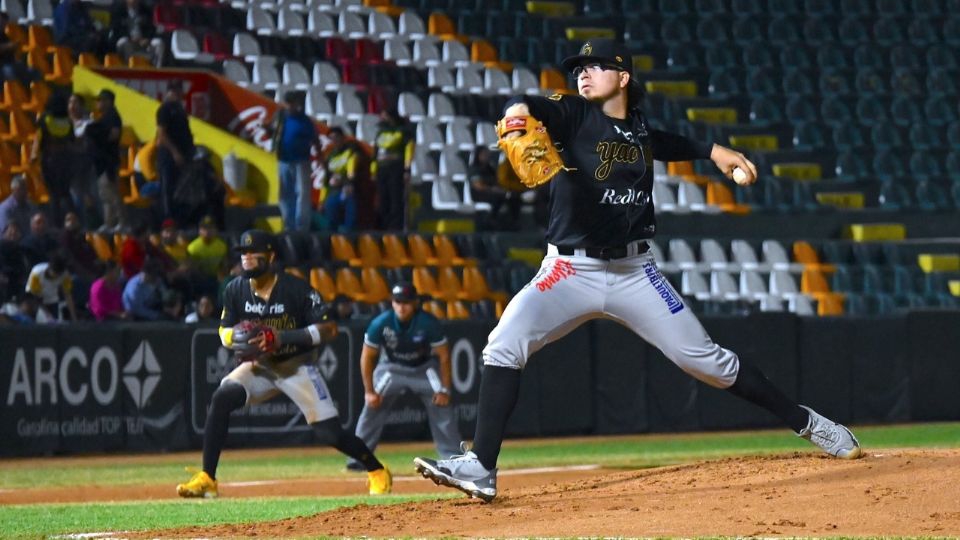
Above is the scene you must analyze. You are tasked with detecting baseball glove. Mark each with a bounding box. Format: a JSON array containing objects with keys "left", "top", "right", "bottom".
[
  {"left": 231, "top": 320, "right": 270, "bottom": 362},
  {"left": 495, "top": 116, "right": 567, "bottom": 188}
]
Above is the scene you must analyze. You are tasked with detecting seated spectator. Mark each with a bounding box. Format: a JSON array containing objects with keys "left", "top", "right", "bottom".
[
  {"left": 133, "top": 138, "right": 160, "bottom": 199},
  {"left": 187, "top": 215, "right": 227, "bottom": 279},
  {"left": 53, "top": 0, "right": 104, "bottom": 54},
  {"left": 120, "top": 222, "right": 173, "bottom": 279},
  {"left": 110, "top": 0, "right": 164, "bottom": 67},
  {"left": 0, "top": 293, "right": 53, "bottom": 324},
  {"left": 158, "top": 218, "right": 187, "bottom": 262},
  {"left": 25, "top": 251, "right": 76, "bottom": 321},
  {"left": 161, "top": 289, "right": 183, "bottom": 321},
  {"left": 332, "top": 294, "right": 364, "bottom": 321},
  {"left": 184, "top": 294, "right": 216, "bottom": 323},
  {"left": 122, "top": 257, "right": 166, "bottom": 321},
  {"left": 89, "top": 260, "right": 127, "bottom": 321},
  {"left": 60, "top": 211, "right": 98, "bottom": 281},
  {"left": 20, "top": 212, "right": 59, "bottom": 267},
  {"left": 0, "top": 222, "right": 30, "bottom": 303},
  {"left": 469, "top": 147, "right": 521, "bottom": 231},
  {"left": 0, "top": 176, "right": 34, "bottom": 244}
]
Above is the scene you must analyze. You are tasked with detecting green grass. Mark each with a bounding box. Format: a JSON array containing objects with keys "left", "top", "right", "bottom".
[
  {"left": 2, "top": 422, "right": 959, "bottom": 538},
  {"left": 0, "top": 494, "right": 451, "bottom": 539}
]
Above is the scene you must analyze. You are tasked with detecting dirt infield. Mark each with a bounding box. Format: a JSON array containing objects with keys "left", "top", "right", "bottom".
[{"left": 44, "top": 448, "right": 959, "bottom": 538}]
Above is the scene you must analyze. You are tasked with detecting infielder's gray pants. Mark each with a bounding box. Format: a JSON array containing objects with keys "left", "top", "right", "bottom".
[
  {"left": 483, "top": 245, "right": 740, "bottom": 389},
  {"left": 353, "top": 360, "right": 461, "bottom": 459}
]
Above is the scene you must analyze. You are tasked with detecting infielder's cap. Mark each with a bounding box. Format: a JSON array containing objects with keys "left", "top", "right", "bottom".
[
  {"left": 561, "top": 38, "right": 643, "bottom": 103},
  {"left": 236, "top": 230, "right": 275, "bottom": 253},
  {"left": 391, "top": 281, "right": 418, "bottom": 302}
]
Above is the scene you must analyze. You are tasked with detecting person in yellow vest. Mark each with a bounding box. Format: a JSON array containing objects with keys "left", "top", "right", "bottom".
[
  {"left": 372, "top": 107, "right": 414, "bottom": 230},
  {"left": 133, "top": 137, "right": 160, "bottom": 199},
  {"left": 317, "top": 127, "right": 358, "bottom": 232}
]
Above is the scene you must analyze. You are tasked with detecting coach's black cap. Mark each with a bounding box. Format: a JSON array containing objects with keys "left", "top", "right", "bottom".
[
  {"left": 391, "top": 281, "right": 418, "bottom": 302},
  {"left": 236, "top": 230, "right": 275, "bottom": 253}
]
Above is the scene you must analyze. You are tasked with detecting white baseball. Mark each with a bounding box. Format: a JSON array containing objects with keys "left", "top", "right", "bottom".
[{"left": 732, "top": 167, "right": 748, "bottom": 185}]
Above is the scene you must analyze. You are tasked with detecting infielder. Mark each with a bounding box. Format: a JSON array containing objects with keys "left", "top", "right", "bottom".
[
  {"left": 414, "top": 39, "right": 861, "bottom": 503},
  {"left": 347, "top": 282, "right": 461, "bottom": 470},
  {"left": 177, "top": 230, "right": 392, "bottom": 498}
]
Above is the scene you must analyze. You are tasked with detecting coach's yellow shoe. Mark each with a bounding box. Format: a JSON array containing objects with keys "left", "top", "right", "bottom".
[
  {"left": 368, "top": 466, "right": 392, "bottom": 495},
  {"left": 177, "top": 468, "right": 218, "bottom": 498}
]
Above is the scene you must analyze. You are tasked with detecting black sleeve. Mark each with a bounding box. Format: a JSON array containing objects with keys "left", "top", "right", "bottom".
[
  {"left": 300, "top": 281, "right": 332, "bottom": 325},
  {"left": 156, "top": 103, "right": 170, "bottom": 128},
  {"left": 649, "top": 129, "right": 714, "bottom": 162},
  {"left": 504, "top": 94, "right": 587, "bottom": 145}
]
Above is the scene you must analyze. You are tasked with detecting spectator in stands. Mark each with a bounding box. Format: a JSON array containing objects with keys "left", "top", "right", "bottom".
[
  {"left": 184, "top": 293, "right": 216, "bottom": 323},
  {"left": 0, "top": 222, "right": 29, "bottom": 303},
  {"left": 161, "top": 289, "right": 183, "bottom": 320},
  {"left": 373, "top": 107, "right": 414, "bottom": 230},
  {"left": 332, "top": 294, "right": 363, "bottom": 321},
  {"left": 0, "top": 176, "right": 34, "bottom": 237},
  {"left": 122, "top": 256, "right": 166, "bottom": 321},
  {"left": 469, "top": 147, "right": 521, "bottom": 231},
  {"left": 88, "top": 260, "right": 127, "bottom": 321},
  {"left": 59, "top": 210, "right": 98, "bottom": 313},
  {"left": 269, "top": 90, "right": 319, "bottom": 232},
  {"left": 0, "top": 12, "right": 38, "bottom": 85},
  {"left": 25, "top": 251, "right": 76, "bottom": 321},
  {"left": 32, "top": 92, "right": 77, "bottom": 227},
  {"left": 20, "top": 211, "right": 58, "bottom": 267},
  {"left": 318, "top": 127, "right": 358, "bottom": 232},
  {"left": 110, "top": 0, "right": 164, "bottom": 67},
  {"left": 0, "top": 292, "right": 53, "bottom": 324},
  {"left": 68, "top": 93, "right": 99, "bottom": 227},
  {"left": 86, "top": 90, "right": 125, "bottom": 233},
  {"left": 133, "top": 137, "right": 160, "bottom": 200},
  {"left": 187, "top": 215, "right": 228, "bottom": 280},
  {"left": 53, "top": 0, "right": 103, "bottom": 54},
  {"left": 155, "top": 81, "right": 195, "bottom": 225},
  {"left": 120, "top": 222, "right": 172, "bottom": 279},
  {"left": 159, "top": 218, "right": 187, "bottom": 263}
]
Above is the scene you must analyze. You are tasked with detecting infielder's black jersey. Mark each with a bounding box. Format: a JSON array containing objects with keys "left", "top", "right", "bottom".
[
  {"left": 221, "top": 273, "right": 331, "bottom": 361},
  {"left": 519, "top": 94, "right": 713, "bottom": 248}
]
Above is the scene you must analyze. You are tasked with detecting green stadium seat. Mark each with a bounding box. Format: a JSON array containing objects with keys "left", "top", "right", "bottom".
[
  {"left": 915, "top": 180, "right": 953, "bottom": 211},
  {"left": 854, "top": 44, "right": 887, "bottom": 69},
  {"left": 785, "top": 96, "right": 818, "bottom": 124},
  {"left": 782, "top": 68, "right": 815, "bottom": 96},
  {"left": 833, "top": 124, "right": 866, "bottom": 151},
  {"left": 856, "top": 97, "right": 891, "bottom": 126},
  {"left": 926, "top": 68, "right": 957, "bottom": 97},
  {"left": 834, "top": 151, "right": 871, "bottom": 182},
  {"left": 768, "top": 17, "right": 801, "bottom": 45},
  {"left": 890, "top": 70, "right": 923, "bottom": 97},
  {"left": 841, "top": 0, "right": 873, "bottom": 15},
  {"left": 792, "top": 122, "right": 826, "bottom": 151},
  {"left": 924, "top": 96, "right": 958, "bottom": 126},
  {"left": 779, "top": 44, "right": 813, "bottom": 68},
  {"left": 926, "top": 45, "right": 957, "bottom": 70},
  {"left": 874, "top": 17, "right": 906, "bottom": 46},
  {"left": 907, "top": 17, "right": 939, "bottom": 46},
  {"left": 890, "top": 44, "right": 923, "bottom": 69},
  {"left": 878, "top": 180, "right": 912, "bottom": 210},
  {"left": 838, "top": 17, "right": 871, "bottom": 47},
  {"left": 804, "top": 17, "right": 837, "bottom": 45}
]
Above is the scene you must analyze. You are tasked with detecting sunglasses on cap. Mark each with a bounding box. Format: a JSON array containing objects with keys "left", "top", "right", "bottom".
[{"left": 572, "top": 63, "right": 622, "bottom": 77}]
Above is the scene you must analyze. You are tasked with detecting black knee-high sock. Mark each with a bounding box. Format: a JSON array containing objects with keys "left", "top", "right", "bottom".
[
  {"left": 312, "top": 418, "right": 383, "bottom": 472},
  {"left": 726, "top": 362, "right": 809, "bottom": 433},
  {"left": 203, "top": 382, "right": 247, "bottom": 479},
  {"left": 471, "top": 365, "right": 522, "bottom": 470}
]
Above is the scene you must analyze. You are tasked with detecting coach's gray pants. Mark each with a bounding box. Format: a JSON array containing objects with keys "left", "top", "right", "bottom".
[
  {"left": 483, "top": 245, "right": 740, "bottom": 389},
  {"left": 353, "top": 359, "right": 461, "bottom": 460}
]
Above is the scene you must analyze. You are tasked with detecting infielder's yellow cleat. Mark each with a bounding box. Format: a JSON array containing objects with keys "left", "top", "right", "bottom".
[
  {"left": 367, "top": 466, "right": 392, "bottom": 495},
  {"left": 177, "top": 468, "right": 218, "bottom": 498}
]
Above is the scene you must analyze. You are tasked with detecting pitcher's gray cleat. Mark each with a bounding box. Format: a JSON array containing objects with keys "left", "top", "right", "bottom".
[
  {"left": 414, "top": 442, "right": 498, "bottom": 502},
  {"left": 797, "top": 405, "right": 862, "bottom": 459}
]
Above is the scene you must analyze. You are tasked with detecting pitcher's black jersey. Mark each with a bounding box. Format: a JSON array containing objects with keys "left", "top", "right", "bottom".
[
  {"left": 221, "top": 273, "right": 331, "bottom": 361},
  {"left": 518, "top": 94, "right": 713, "bottom": 248}
]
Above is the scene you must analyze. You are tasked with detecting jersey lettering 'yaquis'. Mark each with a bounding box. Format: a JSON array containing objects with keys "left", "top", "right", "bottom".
[
  {"left": 364, "top": 309, "right": 447, "bottom": 367},
  {"left": 517, "top": 94, "right": 713, "bottom": 248},
  {"left": 220, "top": 273, "right": 331, "bottom": 361}
]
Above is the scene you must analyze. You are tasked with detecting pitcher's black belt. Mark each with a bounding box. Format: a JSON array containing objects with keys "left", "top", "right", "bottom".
[{"left": 555, "top": 241, "right": 649, "bottom": 260}]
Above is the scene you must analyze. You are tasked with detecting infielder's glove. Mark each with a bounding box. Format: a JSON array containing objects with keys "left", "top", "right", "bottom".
[
  {"left": 231, "top": 320, "right": 270, "bottom": 362},
  {"left": 495, "top": 116, "right": 567, "bottom": 188}
]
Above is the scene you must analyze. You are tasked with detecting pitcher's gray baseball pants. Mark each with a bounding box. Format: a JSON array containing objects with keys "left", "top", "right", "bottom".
[{"left": 483, "top": 244, "right": 740, "bottom": 388}]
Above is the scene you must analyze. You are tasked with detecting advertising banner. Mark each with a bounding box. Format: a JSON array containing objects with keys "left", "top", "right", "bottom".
[{"left": 1, "top": 327, "right": 61, "bottom": 456}]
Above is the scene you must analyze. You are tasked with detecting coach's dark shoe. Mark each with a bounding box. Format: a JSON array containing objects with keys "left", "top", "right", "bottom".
[
  {"left": 797, "top": 405, "right": 862, "bottom": 459},
  {"left": 414, "top": 443, "right": 498, "bottom": 502}
]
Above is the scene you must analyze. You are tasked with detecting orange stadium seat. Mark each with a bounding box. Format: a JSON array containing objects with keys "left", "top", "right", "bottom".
[
  {"left": 25, "top": 25, "right": 52, "bottom": 53},
  {"left": 355, "top": 234, "right": 383, "bottom": 267},
  {"left": 77, "top": 52, "right": 100, "bottom": 67},
  {"left": 309, "top": 267, "right": 337, "bottom": 302},
  {"left": 360, "top": 267, "right": 390, "bottom": 303},
  {"left": 103, "top": 53, "right": 124, "bottom": 67},
  {"left": 330, "top": 234, "right": 362, "bottom": 266},
  {"left": 380, "top": 234, "right": 411, "bottom": 267},
  {"left": 407, "top": 234, "right": 439, "bottom": 266},
  {"left": 435, "top": 266, "right": 465, "bottom": 302},
  {"left": 446, "top": 300, "right": 470, "bottom": 320},
  {"left": 423, "top": 300, "right": 446, "bottom": 320},
  {"left": 48, "top": 46, "right": 74, "bottom": 85},
  {"left": 24, "top": 81, "right": 50, "bottom": 114},
  {"left": 793, "top": 240, "right": 835, "bottom": 272},
  {"left": 412, "top": 266, "right": 439, "bottom": 298},
  {"left": 462, "top": 266, "right": 508, "bottom": 303},
  {"left": 0, "top": 81, "right": 28, "bottom": 112},
  {"left": 285, "top": 267, "right": 306, "bottom": 280},
  {"left": 433, "top": 235, "right": 471, "bottom": 266},
  {"left": 335, "top": 267, "right": 368, "bottom": 302}
]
